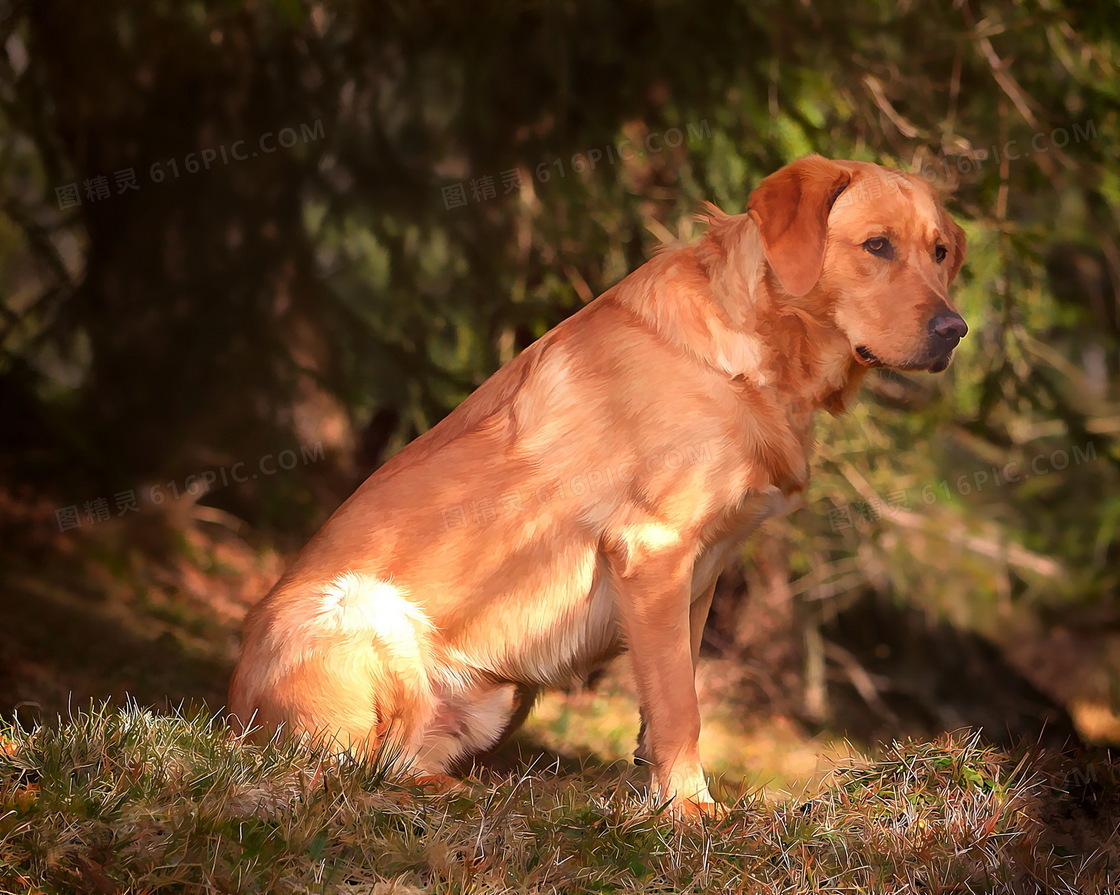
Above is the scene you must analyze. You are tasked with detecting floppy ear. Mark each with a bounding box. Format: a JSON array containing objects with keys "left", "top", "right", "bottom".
[
  {"left": 943, "top": 215, "right": 967, "bottom": 285},
  {"left": 747, "top": 156, "right": 852, "bottom": 297}
]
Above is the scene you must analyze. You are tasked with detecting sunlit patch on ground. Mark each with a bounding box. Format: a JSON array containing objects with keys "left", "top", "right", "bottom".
[
  {"left": 520, "top": 658, "right": 866, "bottom": 802},
  {"left": 1070, "top": 699, "right": 1120, "bottom": 743}
]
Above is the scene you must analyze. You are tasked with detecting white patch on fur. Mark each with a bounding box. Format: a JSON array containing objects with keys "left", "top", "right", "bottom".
[
  {"left": 313, "top": 572, "right": 430, "bottom": 661},
  {"left": 657, "top": 765, "right": 714, "bottom": 806},
  {"left": 613, "top": 521, "right": 683, "bottom": 577},
  {"left": 621, "top": 521, "right": 681, "bottom": 553}
]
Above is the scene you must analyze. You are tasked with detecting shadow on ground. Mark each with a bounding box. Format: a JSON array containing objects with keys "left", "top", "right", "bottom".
[
  {"left": 0, "top": 573, "right": 232, "bottom": 727},
  {"left": 819, "top": 589, "right": 1083, "bottom": 751}
]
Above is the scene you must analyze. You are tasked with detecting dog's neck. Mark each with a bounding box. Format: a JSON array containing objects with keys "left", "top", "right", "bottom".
[{"left": 625, "top": 212, "right": 868, "bottom": 417}]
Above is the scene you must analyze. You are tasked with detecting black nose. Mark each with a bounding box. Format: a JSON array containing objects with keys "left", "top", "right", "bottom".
[{"left": 930, "top": 314, "right": 968, "bottom": 342}]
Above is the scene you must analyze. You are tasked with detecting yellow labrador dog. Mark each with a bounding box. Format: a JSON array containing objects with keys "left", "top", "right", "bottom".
[{"left": 229, "top": 155, "right": 967, "bottom": 814}]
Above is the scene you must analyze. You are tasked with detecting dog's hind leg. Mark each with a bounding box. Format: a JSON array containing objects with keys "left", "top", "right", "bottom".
[{"left": 229, "top": 572, "right": 439, "bottom": 770}]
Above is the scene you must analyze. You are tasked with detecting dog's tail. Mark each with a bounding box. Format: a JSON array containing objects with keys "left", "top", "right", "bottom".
[{"left": 228, "top": 570, "right": 437, "bottom": 766}]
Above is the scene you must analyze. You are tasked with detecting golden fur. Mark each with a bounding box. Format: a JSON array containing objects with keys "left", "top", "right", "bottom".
[{"left": 228, "top": 155, "right": 968, "bottom": 813}]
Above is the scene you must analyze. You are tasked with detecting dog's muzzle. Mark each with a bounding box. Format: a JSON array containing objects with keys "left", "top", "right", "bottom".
[
  {"left": 925, "top": 313, "right": 968, "bottom": 372},
  {"left": 853, "top": 311, "right": 969, "bottom": 373}
]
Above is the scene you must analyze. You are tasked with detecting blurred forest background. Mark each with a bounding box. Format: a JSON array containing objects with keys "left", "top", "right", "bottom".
[{"left": 1, "top": 0, "right": 1119, "bottom": 788}]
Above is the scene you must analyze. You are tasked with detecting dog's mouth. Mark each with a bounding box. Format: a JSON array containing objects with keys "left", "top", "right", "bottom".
[
  {"left": 854, "top": 344, "right": 955, "bottom": 373},
  {"left": 853, "top": 345, "right": 884, "bottom": 367}
]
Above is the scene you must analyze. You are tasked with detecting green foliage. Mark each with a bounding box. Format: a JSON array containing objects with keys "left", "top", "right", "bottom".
[
  {"left": 2, "top": 0, "right": 1120, "bottom": 757},
  {"left": 3, "top": 1, "right": 1117, "bottom": 603}
]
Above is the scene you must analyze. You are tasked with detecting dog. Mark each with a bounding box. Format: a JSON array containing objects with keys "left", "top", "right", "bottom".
[{"left": 228, "top": 155, "right": 968, "bottom": 814}]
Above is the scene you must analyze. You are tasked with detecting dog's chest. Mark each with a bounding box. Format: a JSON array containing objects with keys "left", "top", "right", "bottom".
[
  {"left": 692, "top": 485, "right": 801, "bottom": 593},
  {"left": 458, "top": 483, "right": 799, "bottom": 689}
]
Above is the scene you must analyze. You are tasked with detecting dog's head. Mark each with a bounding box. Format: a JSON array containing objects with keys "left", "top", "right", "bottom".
[{"left": 748, "top": 155, "right": 968, "bottom": 373}]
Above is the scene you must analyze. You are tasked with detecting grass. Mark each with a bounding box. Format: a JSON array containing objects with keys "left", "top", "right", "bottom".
[
  {"left": 2, "top": 509, "right": 1118, "bottom": 893},
  {"left": 3, "top": 705, "right": 1117, "bottom": 894}
]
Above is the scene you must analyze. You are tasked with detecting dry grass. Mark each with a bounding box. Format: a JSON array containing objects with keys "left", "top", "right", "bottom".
[{"left": 2, "top": 705, "right": 1117, "bottom": 894}]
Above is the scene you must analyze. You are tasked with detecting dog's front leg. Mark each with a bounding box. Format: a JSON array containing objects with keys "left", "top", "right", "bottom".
[{"left": 609, "top": 543, "right": 713, "bottom": 809}]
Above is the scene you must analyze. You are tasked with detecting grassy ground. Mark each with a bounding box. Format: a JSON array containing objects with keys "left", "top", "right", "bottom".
[
  {"left": 2, "top": 501, "right": 1120, "bottom": 892},
  {"left": 2, "top": 706, "right": 1118, "bottom": 894}
]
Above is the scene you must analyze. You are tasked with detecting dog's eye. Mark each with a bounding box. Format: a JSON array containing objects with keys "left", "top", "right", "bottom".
[
  {"left": 934, "top": 244, "right": 948, "bottom": 264},
  {"left": 863, "top": 237, "right": 893, "bottom": 259}
]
